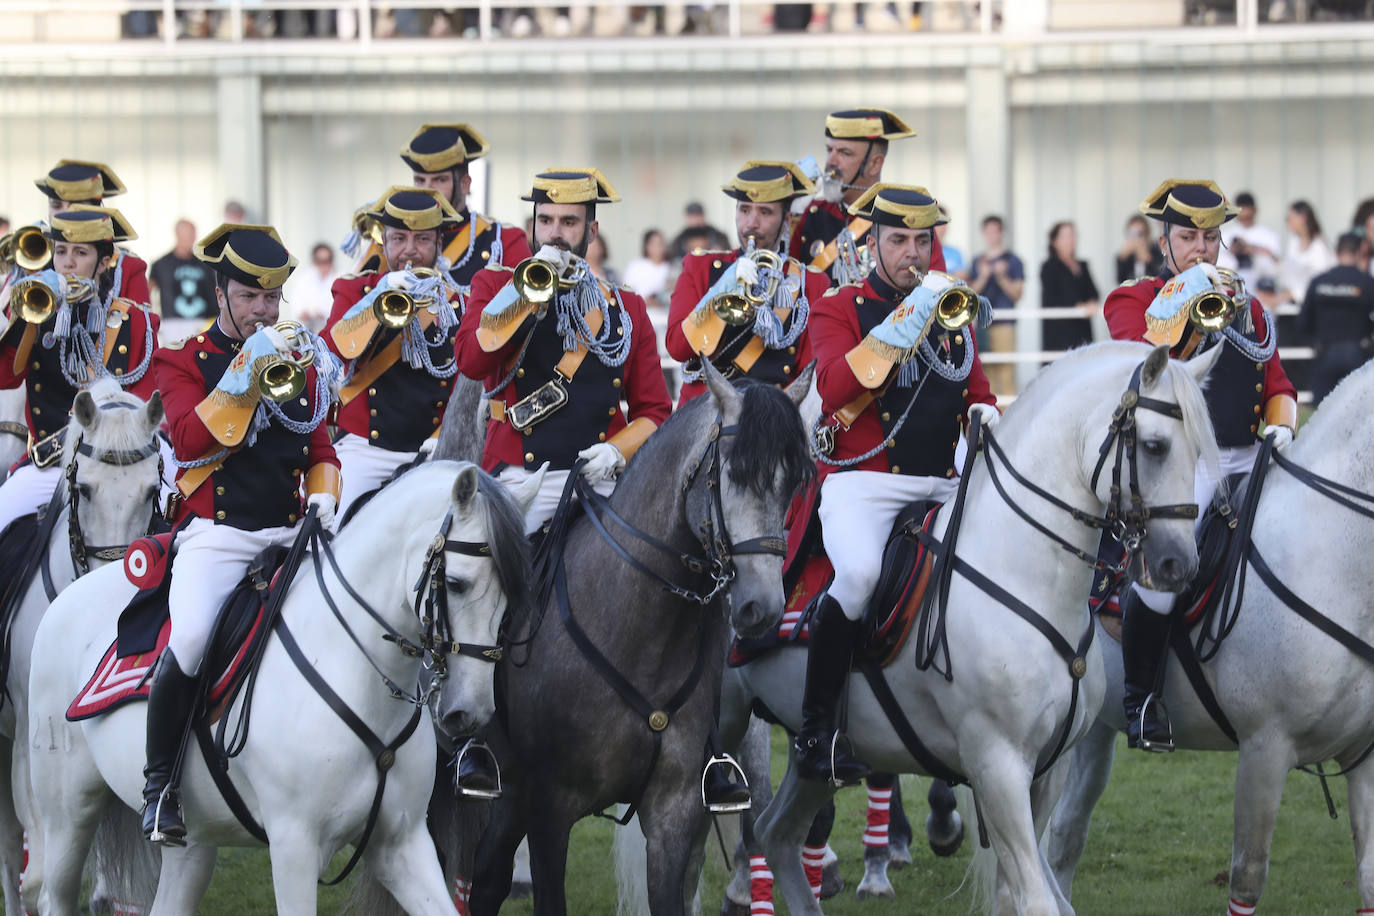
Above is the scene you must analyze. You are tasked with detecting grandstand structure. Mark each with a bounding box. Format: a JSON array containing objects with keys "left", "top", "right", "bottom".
[{"left": 0, "top": 0, "right": 1371, "bottom": 389}]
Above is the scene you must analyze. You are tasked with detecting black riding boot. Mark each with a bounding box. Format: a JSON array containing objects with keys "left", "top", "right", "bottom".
[
  {"left": 455, "top": 738, "right": 502, "bottom": 799},
  {"left": 1121, "top": 589, "right": 1176, "bottom": 753},
  {"left": 141, "top": 650, "right": 197, "bottom": 845},
  {"left": 701, "top": 751, "right": 750, "bottom": 813},
  {"left": 794, "top": 595, "right": 870, "bottom": 785}
]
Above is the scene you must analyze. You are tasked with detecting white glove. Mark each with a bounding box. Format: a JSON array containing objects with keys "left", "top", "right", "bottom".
[
  {"left": 533, "top": 244, "right": 572, "bottom": 274},
  {"left": 381, "top": 270, "right": 415, "bottom": 292},
  {"left": 920, "top": 270, "right": 959, "bottom": 294},
  {"left": 577, "top": 442, "right": 624, "bottom": 482},
  {"left": 307, "top": 492, "right": 337, "bottom": 529},
  {"left": 418, "top": 437, "right": 438, "bottom": 458},
  {"left": 967, "top": 402, "right": 1000, "bottom": 431},
  {"left": 259, "top": 324, "right": 292, "bottom": 355},
  {"left": 1264, "top": 425, "right": 1293, "bottom": 450},
  {"left": 734, "top": 255, "right": 759, "bottom": 288}
]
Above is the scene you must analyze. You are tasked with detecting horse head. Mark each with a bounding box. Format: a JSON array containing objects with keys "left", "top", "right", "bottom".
[
  {"left": 1098, "top": 343, "right": 1221, "bottom": 592},
  {"left": 700, "top": 359, "right": 814, "bottom": 639},
  {"left": 63, "top": 379, "right": 164, "bottom": 560},
  {"left": 430, "top": 462, "right": 538, "bottom": 740}
]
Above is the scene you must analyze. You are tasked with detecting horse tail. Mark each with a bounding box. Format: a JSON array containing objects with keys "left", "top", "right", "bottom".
[
  {"left": 86, "top": 796, "right": 160, "bottom": 913},
  {"left": 612, "top": 811, "right": 651, "bottom": 916}
]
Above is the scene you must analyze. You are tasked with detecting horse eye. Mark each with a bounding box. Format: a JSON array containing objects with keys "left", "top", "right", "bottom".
[
  {"left": 144, "top": 486, "right": 159, "bottom": 504},
  {"left": 1141, "top": 438, "right": 1168, "bottom": 457},
  {"left": 77, "top": 483, "right": 94, "bottom": 499},
  {"left": 446, "top": 577, "right": 471, "bottom": 595}
]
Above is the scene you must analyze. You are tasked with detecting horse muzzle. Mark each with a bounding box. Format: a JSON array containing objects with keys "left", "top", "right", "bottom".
[{"left": 1136, "top": 535, "right": 1198, "bottom": 593}]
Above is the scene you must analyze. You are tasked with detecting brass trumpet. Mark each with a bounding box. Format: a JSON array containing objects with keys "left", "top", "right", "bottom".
[
  {"left": 905, "top": 269, "right": 981, "bottom": 331},
  {"left": 512, "top": 254, "right": 588, "bottom": 306},
  {"left": 0, "top": 225, "right": 51, "bottom": 272},
  {"left": 1185, "top": 265, "right": 1244, "bottom": 334},
  {"left": 255, "top": 319, "right": 316, "bottom": 402},
  {"left": 710, "top": 249, "right": 784, "bottom": 327},
  {"left": 9, "top": 275, "right": 59, "bottom": 324},
  {"left": 374, "top": 266, "right": 441, "bottom": 330}
]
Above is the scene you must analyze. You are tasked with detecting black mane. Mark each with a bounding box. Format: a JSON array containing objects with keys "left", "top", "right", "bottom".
[
  {"left": 726, "top": 381, "right": 814, "bottom": 499},
  {"left": 475, "top": 469, "right": 534, "bottom": 622}
]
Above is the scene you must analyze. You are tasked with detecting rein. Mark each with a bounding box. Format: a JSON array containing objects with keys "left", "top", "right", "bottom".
[
  {"left": 199, "top": 505, "right": 503, "bottom": 885},
  {"left": 0, "top": 420, "right": 27, "bottom": 441}
]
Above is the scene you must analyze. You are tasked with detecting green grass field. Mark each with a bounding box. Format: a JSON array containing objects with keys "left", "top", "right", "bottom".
[{"left": 185, "top": 727, "right": 1362, "bottom": 915}]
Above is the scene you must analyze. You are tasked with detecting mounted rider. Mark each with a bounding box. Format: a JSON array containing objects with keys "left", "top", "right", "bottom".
[
  {"left": 799, "top": 184, "right": 997, "bottom": 784},
  {"left": 325, "top": 186, "right": 466, "bottom": 516},
  {"left": 344, "top": 123, "right": 531, "bottom": 290},
  {"left": 143, "top": 224, "right": 342, "bottom": 845},
  {"left": 26, "top": 160, "right": 150, "bottom": 304},
  {"left": 787, "top": 108, "right": 946, "bottom": 284},
  {"left": 0, "top": 205, "right": 162, "bottom": 536},
  {"left": 1104, "top": 179, "right": 1297, "bottom": 753},
  {"left": 666, "top": 160, "right": 831, "bottom": 405},
  {"left": 452, "top": 167, "right": 671, "bottom": 796}
]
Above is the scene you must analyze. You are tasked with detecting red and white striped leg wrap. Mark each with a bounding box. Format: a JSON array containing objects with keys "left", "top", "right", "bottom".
[
  {"left": 748, "top": 855, "right": 774, "bottom": 915},
  {"left": 455, "top": 875, "right": 472, "bottom": 916},
  {"left": 19, "top": 833, "right": 26, "bottom": 891},
  {"left": 1355, "top": 909, "right": 1374, "bottom": 914},
  {"left": 863, "top": 785, "right": 892, "bottom": 848},
  {"left": 802, "top": 845, "right": 826, "bottom": 900},
  {"left": 110, "top": 905, "right": 144, "bottom": 916},
  {"left": 1227, "top": 899, "right": 1256, "bottom": 916}
]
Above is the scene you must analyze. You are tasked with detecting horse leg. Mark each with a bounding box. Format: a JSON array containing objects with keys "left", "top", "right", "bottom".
[
  {"left": 0, "top": 738, "right": 27, "bottom": 916},
  {"left": 468, "top": 796, "right": 526, "bottom": 916},
  {"left": 857, "top": 773, "right": 895, "bottom": 900},
  {"left": 638, "top": 783, "right": 704, "bottom": 916},
  {"left": 1345, "top": 750, "right": 1374, "bottom": 911},
  {"left": 1029, "top": 766, "right": 1074, "bottom": 916},
  {"left": 803, "top": 800, "right": 843, "bottom": 899},
  {"left": 966, "top": 743, "right": 1061, "bottom": 916},
  {"left": 365, "top": 823, "right": 460, "bottom": 915},
  {"left": 888, "top": 778, "right": 915, "bottom": 866},
  {"left": 24, "top": 733, "right": 109, "bottom": 916},
  {"left": 1046, "top": 718, "right": 1117, "bottom": 899},
  {"left": 926, "top": 777, "right": 964, "bottom": 859},
  {"left": 1227, "top": 739, "right": 1293, "bottom": 915},
  {"left": 265, "top": 826, "right": 329, "bottom": 916},
  {"left": 724, "top": 717, "right": 775, "bottom": 916},
  {"left": 147, "top": 845, "right": 217, "bottom": 916},
  {"left": 755, "top": 750, "right": 836, "bottom": 916},
  {"left": 524, "top": 805, "right": 576, "bottom": 916}
]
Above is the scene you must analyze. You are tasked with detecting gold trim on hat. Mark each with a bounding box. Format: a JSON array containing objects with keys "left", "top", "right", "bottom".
[
  {"left": 527, "top": 167, "right": 621, "bottom": 204},
  {"left": 223, "top": 242, "right": 295, "bottom": 289},
  {"left": 51, "top": 204, "right": 137, "bottom": 244},
  {"left": 35, "top": 159, "right": 126, "bottom": 201},
  {"left": 400, "top": 122, "right": 490, "bottom": 172},
  {"left": 721, "top": 159, "right": 816, "bottom": 203},
  {"left": 1138, "top": 179, "right": 1239, "bottom": 229},
  {"left": 194, "top": 223, "right": 296, "bottom": 290},
  {"left": 363, "top": 186, "right": 460, "bottom": 232},
  {"left": 847, "top": 183, "right": 942, "bottom": 230},
  {"left": 825, "top": 109, "right": 915, "bottom": 141}
]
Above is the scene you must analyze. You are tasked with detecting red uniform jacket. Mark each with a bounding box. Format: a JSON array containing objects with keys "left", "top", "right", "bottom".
[
  {"left": 116, "top": 252, "right": 151, "bottom": 305},
  {"left": 455, "top": 265, "right": 672, "bottom": 474},
  {"left": 789, "top": 198, "right": 946, "bottom": 280},
  {"left": 1104, "top": 275, "right": 1295, "bottom": 447},
  {"left": 666, "top": 249, "right": 830, "bottom": 405},
  {"left": 324, "top": 273, "right": 460, "bottom": 452},
  {"left": 812, "top": 274, "right": 994, "bottom": 480},
  {"left": 0, "top": 298, "right": 160, "bottom": 441},
  {"left": 154, "top": 322, "right": 338, "bottom": 530}
]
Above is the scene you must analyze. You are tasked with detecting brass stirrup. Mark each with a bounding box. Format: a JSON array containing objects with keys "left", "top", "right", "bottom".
[
  {"left": 454, "top": 739, "right": 503, "bottom": 800},
  {"left": 701, "top": 752, "right": 750, "bottom": 814}
]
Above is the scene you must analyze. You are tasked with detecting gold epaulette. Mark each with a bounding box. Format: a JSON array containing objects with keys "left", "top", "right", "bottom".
[
  {"left": 484, "top": 262, "right": 515, "bottom": 273},
  {"left": 1119, "top": 275, "right": 1155, "bottom": 289},
  {"left": 162, "top": 335, "right": 189, "bottom": 351},
  {"left": 338, "top": 269, "right": 377, "bottom": 281},
  {"left": 689, "top": 248, "right": 731, "bottom": 258}
]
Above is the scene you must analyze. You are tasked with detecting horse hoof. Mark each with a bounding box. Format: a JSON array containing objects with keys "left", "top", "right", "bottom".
[
  {"left": 89, "top": 896, "right": 113, "bottom": 916},
  {"left": 509, "top": 880, "right": 532, "bottom": 900},
  {"left": 855, "top": 878, "right": 896, "bottom": 900},
  {"left": 926, "top": 810, "right": 965, "bottom": 858},
  {"left": 819, "top": 861, "right": 844, "bottom": 899},
  {"left": 888, "top": 837, "right": 913, "bottom": 870},
  {"left": 719, "top": 899, "right": 750, "bottom": 916}
]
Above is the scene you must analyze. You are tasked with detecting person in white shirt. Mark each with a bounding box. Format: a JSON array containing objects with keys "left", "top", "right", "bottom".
[
  {"left": 285, "top": 242, "right": 340, "bottom": 331},
  {"left": 1279, "top": 199, "right": 1335, "bottom": 306},
  {"left": 622, "top": 228, "right": 671, "bottom": 308},
  {"left": 1217, "top": 191, "right": 1281, "bottom": 293}
]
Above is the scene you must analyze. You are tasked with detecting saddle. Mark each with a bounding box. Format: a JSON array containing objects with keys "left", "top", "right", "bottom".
[
  {"left": 65, "top": 538, "right": 286, "bottom": 722},
  {"left": 1090, "top": 472, "right": 1250, "bottom": 641},
  {"left": 728, "top": 500, "right": 940, "bottom": 669}
]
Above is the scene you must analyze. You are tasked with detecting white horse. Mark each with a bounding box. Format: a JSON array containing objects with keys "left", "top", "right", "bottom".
[
  {"left": 724, "top": 342, "right": 1220, "bottom": 916},
  {"left": 22, "top": 460, "right": 540, "bottom": 916},
  {"left": 1047, "top": 357, "right": 1374, "bottom": 914},
  {"left": 0, "top": 379, "right": 164, "bottom": 916},
  {"left": 0, "top": 387, "right": 29, "bottom": 478}
]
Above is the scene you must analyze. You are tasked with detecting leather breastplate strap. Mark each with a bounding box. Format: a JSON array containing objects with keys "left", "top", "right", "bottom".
[
  {"left": 811, "top": 217, "right": 872, "bottom": 272},
  {"left": 338, "top": 309, "right": 439, "bottom": 407},
  {"left": 490, "top": 291, "right": 606, "bottom": 424}
]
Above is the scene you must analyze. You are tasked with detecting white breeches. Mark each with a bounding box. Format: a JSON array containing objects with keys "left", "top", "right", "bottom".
[
  {"left": 819, "top": 470, "right": 959, "bottom": 621},
  {"left": 168, "top": 518, "right": 297, "bottom": 674},
  {"left": 497, "top": 466, "right": 615, "bottom": 537},
  {"left": 0, "top": 461, "right": 59, "bottom": 536},
  {"left": 334, "top": 432, "right": 419, "bottom": 518},
  {"left": 1134, "top": 443, "right": 1260, "bottom": 614}
]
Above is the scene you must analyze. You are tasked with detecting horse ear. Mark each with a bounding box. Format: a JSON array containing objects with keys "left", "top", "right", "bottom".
[
  {"left": 73, "top": 390, "right": 99, "bottom": 431},
  {"left": 144, "top": 391, "right": 165, "bottom": 431},
  {"left": 702, "top": 358, "right": 742, "bottom": 421},
  {"left": 1140, "top": 344, "right": 1171, "bottom": 390},
  {"left": 452, "top": 464, "right": 479, "bottom": 514},
  {"left": 1184, "top": 342, "right": 1224, "bottom": 388},
  {"left": 784, "top": 361, "right": 815, "bottom": 409},
  {"left": 506, "top": 462, "right": 546, "bottom": 516}
]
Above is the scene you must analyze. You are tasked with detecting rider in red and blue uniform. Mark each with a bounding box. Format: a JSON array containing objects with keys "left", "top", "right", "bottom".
[{"left": 1104, "top": 179, "right": 1296, "bottom": 753}]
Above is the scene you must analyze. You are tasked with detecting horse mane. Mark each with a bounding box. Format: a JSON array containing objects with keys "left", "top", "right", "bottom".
[
  {"left": 60, "top": 378, "right": 155, "bottom": 472},
  {"left": 726, "top": 380, "right": 814, "bottom": 498}
]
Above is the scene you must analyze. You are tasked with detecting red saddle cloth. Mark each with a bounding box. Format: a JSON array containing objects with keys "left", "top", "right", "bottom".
[{"left": 729, "top": 506, "right": 940, "bottom": 669}]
